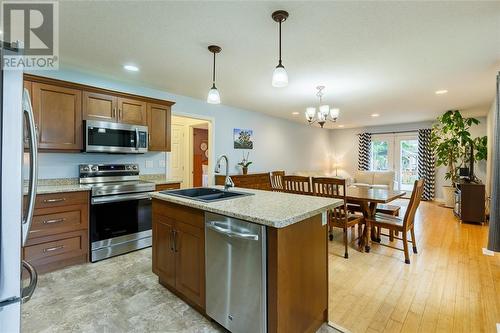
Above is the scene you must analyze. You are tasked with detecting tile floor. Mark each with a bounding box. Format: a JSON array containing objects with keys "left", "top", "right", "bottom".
[{"left": 22, "top": 248, "right": 341, "bottom": 333}]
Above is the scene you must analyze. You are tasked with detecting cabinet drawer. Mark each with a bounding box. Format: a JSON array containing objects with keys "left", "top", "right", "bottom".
[
  {"left": 156, "top": 183, "right": 181, "bottom": 191},
  {"left": 29, "top": 206, "right": 86, "bottom": 239},
  {"left": 24, "top": 232, "right": 86, "bottom": 262},
  {"left": 35, "top": 191, "right": 88, "bottom": 210}
]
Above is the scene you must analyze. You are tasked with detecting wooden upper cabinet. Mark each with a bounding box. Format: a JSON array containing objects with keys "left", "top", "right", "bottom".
[
  {"left": 31, "top": 82, "right": 82, "bottom": 151},
  {"left": 147, "top": 103, "right": 171, "bottom": 152},
  {"left": 83, "top": 91, "right": 117, "bottom": 122},
  {"left": 24, "top": 80, "right": 32, "bottom": 96},
  {"left": 118, "top": 97, "right": 147, "bottom": 125}
]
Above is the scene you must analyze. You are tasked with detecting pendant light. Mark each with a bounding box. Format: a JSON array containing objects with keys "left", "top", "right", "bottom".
[
  {"left": 271, "top": 10, "right": 289, "bottom": 88},
  {"left": 207, "top": 45, "right": 222, "bottom": 104}
]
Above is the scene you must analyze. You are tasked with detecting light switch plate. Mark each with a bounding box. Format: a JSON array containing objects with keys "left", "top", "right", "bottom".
[{"left": 145, "top": 160, "right": 154, "bottom": 169}]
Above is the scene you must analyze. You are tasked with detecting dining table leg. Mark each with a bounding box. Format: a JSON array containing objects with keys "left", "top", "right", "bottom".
[{"left": 360, "top": 202, "right": 378, "bottom": 252}]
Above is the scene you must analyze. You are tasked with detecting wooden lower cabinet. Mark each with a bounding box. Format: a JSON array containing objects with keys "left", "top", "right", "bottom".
[
  {"left": 152, "top": 200, "right": 205, "bottom": 310},
  {"left": 155, "top": 183, "right": 181, "bottom": 191},
  {"left": 23, "top": 191, "right": 89, "bottom": 274}
]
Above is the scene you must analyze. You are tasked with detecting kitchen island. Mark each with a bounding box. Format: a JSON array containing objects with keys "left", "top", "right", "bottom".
[{"left": 151, "top": 187, "right": 342, "bottom": 333}]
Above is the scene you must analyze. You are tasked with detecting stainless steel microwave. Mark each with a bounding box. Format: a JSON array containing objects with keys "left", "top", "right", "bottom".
[{"left": 84, "top": 120, "right": 148, "bottom": 154}]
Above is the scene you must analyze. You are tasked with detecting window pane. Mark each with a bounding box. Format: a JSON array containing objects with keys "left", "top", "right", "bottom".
[{"left": 371, "top": 141, "right": 389, "bottom": 170}]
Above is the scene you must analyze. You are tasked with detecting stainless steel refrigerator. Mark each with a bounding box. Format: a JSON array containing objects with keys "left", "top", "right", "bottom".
[{"left": 0, "top": 41, "right": 38, "bottom": 332}]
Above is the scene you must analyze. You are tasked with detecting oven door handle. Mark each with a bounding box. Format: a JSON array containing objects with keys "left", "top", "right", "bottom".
[{"left": 92, "top": 193, "right": 152, "bottom": 204}]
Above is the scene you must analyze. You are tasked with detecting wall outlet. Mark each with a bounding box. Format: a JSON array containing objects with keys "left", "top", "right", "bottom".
[
  {"left": 159, "top": 160, "right": 166, "bottom": 167},
  {"left": 145, "top": 160, "right": 154, "bottom": 169}
]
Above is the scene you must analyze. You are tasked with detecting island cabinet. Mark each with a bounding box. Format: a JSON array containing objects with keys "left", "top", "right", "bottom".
[{"left": 152, "top": 200, "right": 205, "bottom": 311}]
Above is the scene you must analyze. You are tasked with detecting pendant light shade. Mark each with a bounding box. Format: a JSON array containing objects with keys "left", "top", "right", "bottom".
[
  {"left": 271, "top": 10, "right": 289, "bottom": 88},
  {"left": 272, "top": 64, "right": 288, "bottom": 88},
  {"left": 207, "top": 45, "right": 222, "bottom": 104},
  {"left": 207, "top": 84, "right": 221, "bottom": 104},
  {"left": 305, "top": 86, "right": 340, "bottom": 128}
]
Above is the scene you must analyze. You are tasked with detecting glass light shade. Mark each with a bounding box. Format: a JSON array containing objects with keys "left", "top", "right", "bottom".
[
  {"left": 330, "top": 108, "right": 340, "bottom": 119},
  {"left": 272, "top": 65, "right": 288, "bottom": 87},
  {"left": 319, "top": 105, "right": 330, "bottom": 117},
  {"left": 305, "top": 107, "right": 316, "bottom": 121},
  {"left": 207, "top": 86, "right": 221, "bottom": 104},
  {"left": 317, "top": 111, "right": 327, "bottom": 122}
]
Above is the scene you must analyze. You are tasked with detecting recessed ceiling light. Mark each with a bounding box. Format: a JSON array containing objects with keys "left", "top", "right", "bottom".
[
  {"left": 338, "top": 124, "right": 345, "bottom": 128},
  {"left": 292, "top": 112, "right": 299, "bottom": 115},
  {"left": 435, "top": 89, "right": 448, "bottom": 95},
  {"left": 371, "top": 113, "right": 380, "bottom": 117},
  {"left": 123, "top": 64, "right": 139, "bottom": 72}
]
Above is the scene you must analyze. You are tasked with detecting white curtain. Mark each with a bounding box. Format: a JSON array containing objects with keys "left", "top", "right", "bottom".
[{"left": 488, "top": 72, "right": 500, "bottom": 252}]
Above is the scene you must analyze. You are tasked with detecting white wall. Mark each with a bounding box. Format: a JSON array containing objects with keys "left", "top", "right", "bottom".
[
  {"left": 31, "top": 68, "right": 332, "bottom": 179},
  {"left": 330, "top": 118, "right": 488, "bottom": 200}
]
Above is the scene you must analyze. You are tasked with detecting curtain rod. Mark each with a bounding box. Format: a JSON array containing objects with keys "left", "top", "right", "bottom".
[{"left": 356, "top": 129, "right": 422, "bottom": 136}]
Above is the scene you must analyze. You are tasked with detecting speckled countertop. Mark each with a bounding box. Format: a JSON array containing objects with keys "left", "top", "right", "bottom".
[
  {"left": 151, "top": 186, "right": 343, "bottom": 228},
  {"left": 139, "top": 174, "right": 183, "bottom": 185}
]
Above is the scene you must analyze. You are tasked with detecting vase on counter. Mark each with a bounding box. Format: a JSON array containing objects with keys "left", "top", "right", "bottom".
[{"left": 242, "top": 167, "right": 248, "bottom": 175}]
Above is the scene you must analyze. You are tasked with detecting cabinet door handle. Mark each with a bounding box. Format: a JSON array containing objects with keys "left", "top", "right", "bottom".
[
  {"left": 43, "top": 218, "right": 65, "bottom": 224},
  {"left": 43, "top": 245, "right": 64, "bottom": 253},
  {"left": 112, "top": 107, "right": 116, "bottom": 118},
  {"left": 119, "top": 109, "right": 122, "bottom": 119},
  {"left": 43, "top": 198, "right": 66, "bottom": 203},
  {"left": 173, "top": 230, "right": 179, "bottom": 253},
  {"left": 170, "top": 230, "right": 174, "bottom": 251}
]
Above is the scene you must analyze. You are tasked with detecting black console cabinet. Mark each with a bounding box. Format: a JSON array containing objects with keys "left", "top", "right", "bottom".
[{"left": 454, "top": 182, "right": 486, "bottom": 224}]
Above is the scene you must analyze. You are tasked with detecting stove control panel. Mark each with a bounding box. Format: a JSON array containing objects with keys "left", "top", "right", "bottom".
[{"left": 79, "top": 163, "right": 141, "bottom": 180}]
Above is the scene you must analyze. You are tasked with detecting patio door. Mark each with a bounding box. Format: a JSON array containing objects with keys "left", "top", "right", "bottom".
[{"left": 371, "top": 133, "right": 418, "bottom": 193}]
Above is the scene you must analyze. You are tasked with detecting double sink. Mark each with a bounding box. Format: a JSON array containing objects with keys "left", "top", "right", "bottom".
[{"left": 160, "top": 187, "right": 253, "bottom": 202}]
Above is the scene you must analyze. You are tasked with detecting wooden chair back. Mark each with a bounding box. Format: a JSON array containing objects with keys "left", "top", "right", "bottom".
[
  {"left": 283, "top": 175, "right": 312, "bottom": 195},
  {"left": 270, "top": 171, "right": 285, "bottom": 192},
  {"left": 402, "top": 179, "right": 425, "bottom": 230},
  {"left": 312, "top": 177, "right": 348, "bottom": 219}
]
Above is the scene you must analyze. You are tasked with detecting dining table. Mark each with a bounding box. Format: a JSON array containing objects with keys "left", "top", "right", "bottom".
[{"left": 345, "top": 186, "right": 406, "bottom": 252}]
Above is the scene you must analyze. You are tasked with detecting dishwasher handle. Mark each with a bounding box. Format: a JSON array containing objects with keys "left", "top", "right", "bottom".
[{"left": 206, "top": 221, "right": 259, "bottom": 241}]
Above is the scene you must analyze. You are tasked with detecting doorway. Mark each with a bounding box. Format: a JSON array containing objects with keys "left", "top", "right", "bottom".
[
  {"left": 169, "top": 115, "right": 212, "bottom": 188},
  {"left": 371, "top": 133, "right": 419, "bottom": 193}
]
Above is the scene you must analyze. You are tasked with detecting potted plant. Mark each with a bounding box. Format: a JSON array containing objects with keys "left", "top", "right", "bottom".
[
  {"left": 237, "top": 152, "right": 252, "bottom": 175},
  {"left": 431, "top": 110, "right": 487, "bottom": 207}
]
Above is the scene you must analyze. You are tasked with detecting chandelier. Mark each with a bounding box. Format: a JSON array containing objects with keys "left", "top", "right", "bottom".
[{"left": 305, "top": 86, "right": 339, "bottom": 128}]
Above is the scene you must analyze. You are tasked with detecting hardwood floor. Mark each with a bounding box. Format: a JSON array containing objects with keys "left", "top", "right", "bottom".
[{"left": 328, "top": 200, "right": 499, "bottom": 333}]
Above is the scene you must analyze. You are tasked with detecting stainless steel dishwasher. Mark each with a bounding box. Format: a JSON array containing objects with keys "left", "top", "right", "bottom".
[{"left": 205, "top": 212, "right": 267, "bottom": 333}]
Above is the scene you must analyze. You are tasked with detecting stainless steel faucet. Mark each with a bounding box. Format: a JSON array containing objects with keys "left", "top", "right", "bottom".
[{"left": 215, "top": 155, "right": 234, "bottom": 191}]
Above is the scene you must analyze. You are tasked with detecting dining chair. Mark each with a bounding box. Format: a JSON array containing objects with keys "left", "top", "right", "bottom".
[
  {"left": 365, "top": 179, "right": 424, "bottom": 264},
  {"left": 283, "top": 175, "right": 312, "bottom": 195},
  {"left": 270, "top": 171, "right": 285, "bottom": 192},
  {"left": 312, "top": 177, "right": 364, "bottom": 259}
]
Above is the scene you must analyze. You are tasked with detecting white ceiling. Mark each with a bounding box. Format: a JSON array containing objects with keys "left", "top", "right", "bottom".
[{"left": 58, "top": 1, "right": 500, "bottom": 128}]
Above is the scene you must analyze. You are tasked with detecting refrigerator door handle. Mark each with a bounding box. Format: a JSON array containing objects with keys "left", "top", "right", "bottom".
[
  {"left": 21, "top": 260, "right": 38, "bottom": 303},
  {"left": 22, "top": 88, "right": 38, "bottom": 247}
]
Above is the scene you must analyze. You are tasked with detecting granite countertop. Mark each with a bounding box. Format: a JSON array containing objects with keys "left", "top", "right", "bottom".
[
  {"left": 33, "top": 184, "right": 92, "bottom": 194},
  {"left": 151, "top": 186, "right": 343, "bottom": 228},
  {"left": 139, "top": 174, "right": 183, "bottom": 185}
]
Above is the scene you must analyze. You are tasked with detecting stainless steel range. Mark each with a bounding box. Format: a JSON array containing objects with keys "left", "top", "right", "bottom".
[{"left": 79, "top": 163, "right": 155, "bottom": 262}]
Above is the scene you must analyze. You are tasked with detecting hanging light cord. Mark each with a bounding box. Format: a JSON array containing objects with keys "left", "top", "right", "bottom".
[
  {"left": 212, "top": 52, "right": 216, "bottom": 87},
  {"left": 278, "top": 20, "right": 282, "bottom": 65}
]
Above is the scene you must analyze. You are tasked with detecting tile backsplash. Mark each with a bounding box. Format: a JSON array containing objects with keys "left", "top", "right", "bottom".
[{"left": 27, "top": 152, "right": 167, "bottom": 179}]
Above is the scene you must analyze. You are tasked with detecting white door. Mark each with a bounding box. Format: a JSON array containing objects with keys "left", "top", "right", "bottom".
[
  {"left": 169, "top": 124, "right": 185, "bottom": 186},
  {"left": 371, "top": 133, "right": 418, "bottom": 193}
]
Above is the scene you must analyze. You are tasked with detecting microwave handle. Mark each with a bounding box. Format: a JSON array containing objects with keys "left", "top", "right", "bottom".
[{"left": 135, "top": 128, "right": 139, "bottom": 150}]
